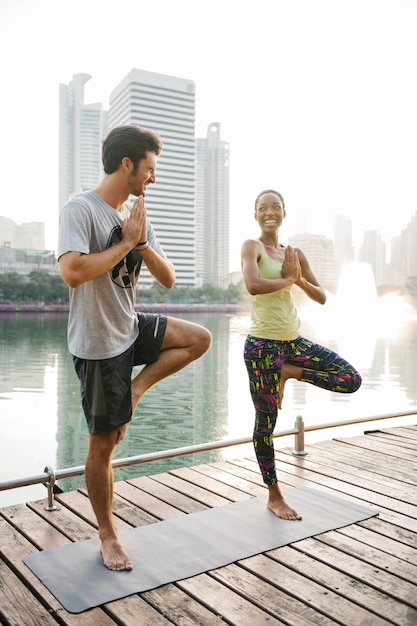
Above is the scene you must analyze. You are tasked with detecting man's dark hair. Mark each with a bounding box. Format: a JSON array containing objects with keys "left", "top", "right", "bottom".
[{"left": 102, "top": 125, "right": 163, "bottom": 174}]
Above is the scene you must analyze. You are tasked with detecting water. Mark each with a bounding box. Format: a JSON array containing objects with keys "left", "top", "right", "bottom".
[{"left": 1, "top": 273, "right": 417, "bottom": 507}]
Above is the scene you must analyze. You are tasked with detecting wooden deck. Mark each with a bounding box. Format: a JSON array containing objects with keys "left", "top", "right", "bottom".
[{"left": 1, "top": 424, "right": 417, "bottom": 626}]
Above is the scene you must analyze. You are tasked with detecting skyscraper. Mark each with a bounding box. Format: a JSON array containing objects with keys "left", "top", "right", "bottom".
[
  {"left": 59, "top": 74, "right": 108, "bottom": 209},
  {"left": 196, "top": 123, "right": 230, "bottom": 287},
  {"left": 289, "top": 233, "right": 339, "bottom": 292},
  {"left": 334, "top": 215, "right": 354, "bottom": 267},
  {"left": 108, "top": 68, "right": 196, "bottom": 287},
  {"left": 358, "top": 230, "right": 387, "bottom": 288}
]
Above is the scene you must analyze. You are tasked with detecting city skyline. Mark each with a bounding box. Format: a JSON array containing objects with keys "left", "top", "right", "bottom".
[
  {"left": 58, "top": 68, "right": 230, "bottom": 288},
  {"left": 1, "top": 0, "right": 417, "bottom": 273},
  {"left": 3, "top": 206, "right": 417, "bottom": 290}
]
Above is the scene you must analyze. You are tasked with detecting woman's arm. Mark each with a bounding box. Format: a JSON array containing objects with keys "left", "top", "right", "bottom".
[
  {"left": 241, "top": 239, "right": 297, "bottom": 295},
  {"left": 294, "top": 247, "right": 327, "bottom": 304}
]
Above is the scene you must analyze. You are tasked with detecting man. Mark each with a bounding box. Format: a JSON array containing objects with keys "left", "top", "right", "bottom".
[{"left": 58, "top": 125, "right": 212, "bottom": 571}]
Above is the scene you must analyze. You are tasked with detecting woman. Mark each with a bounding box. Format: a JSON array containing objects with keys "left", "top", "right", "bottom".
[{"left": 241, "top": 189, "right": 362, "bottom": 520}]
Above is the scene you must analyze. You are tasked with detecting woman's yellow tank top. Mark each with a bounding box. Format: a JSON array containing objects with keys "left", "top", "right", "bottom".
[{"left": 249, "top": 240, "right": 300, "bottom": 340}]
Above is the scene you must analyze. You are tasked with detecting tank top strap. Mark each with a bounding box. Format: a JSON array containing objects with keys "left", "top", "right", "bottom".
[{"left": 256, "top": 238, "right": 267, "bottom": 261}]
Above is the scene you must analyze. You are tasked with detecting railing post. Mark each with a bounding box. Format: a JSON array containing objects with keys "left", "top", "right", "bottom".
[
  {"left": 293, "top": 415, "right": 308, "bottom": 456},
  {"left": 43, "top": 466, "right": 58, "bottom": 511}
]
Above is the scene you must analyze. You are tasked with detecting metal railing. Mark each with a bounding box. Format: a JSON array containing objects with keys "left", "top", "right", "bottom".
[{"left": 0, "top": 409, "right": 415, "bottom": 511}]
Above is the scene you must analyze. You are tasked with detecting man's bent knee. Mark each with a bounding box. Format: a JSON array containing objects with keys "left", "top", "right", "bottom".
[
  {"left": 162, "top": 317, "right": 212, "bottom": 354},
  {"left": 194, "top": 325, "right": 212, "bottom": 355}
]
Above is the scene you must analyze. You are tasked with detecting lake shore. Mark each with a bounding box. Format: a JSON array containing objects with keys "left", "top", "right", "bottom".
[{"left": 0, "top": 303, "right": 250, "bottom": 314}]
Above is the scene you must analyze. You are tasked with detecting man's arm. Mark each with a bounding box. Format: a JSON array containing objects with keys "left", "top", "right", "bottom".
[
  {"left": 59, "top": 240, "right": 135, "bottom": 288},
  {"left": 138, "top": 245, "right": 175, "bottom": 288},
  {"left": 59, "top": 193, "right": 150, "bottom": 288},
  {"left": 59, "top": 202, "right": 146, "bottom": 288}
]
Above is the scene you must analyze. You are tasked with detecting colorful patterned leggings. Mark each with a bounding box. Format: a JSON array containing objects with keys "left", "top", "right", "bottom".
[{"left": 244, "top": 335, "right": 362, "bottom": 485}]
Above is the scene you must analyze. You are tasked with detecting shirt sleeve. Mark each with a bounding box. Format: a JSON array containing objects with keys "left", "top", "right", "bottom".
[{"left": 58, "top": 199, "right": 92, "bottom": 259}]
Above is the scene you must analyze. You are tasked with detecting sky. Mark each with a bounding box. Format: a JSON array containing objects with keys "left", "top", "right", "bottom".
[{"left": 0, "top": 0, "right": 416, "bottom": 272}]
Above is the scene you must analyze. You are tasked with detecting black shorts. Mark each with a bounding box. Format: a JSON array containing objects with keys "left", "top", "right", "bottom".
[{"left": 73, "top": 313, "right": 167, "bottom": 435}]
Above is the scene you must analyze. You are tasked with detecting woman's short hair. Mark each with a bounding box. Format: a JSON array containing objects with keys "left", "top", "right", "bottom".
[{"left": 254, "top": 189, "right": 285, "bottom": 211}]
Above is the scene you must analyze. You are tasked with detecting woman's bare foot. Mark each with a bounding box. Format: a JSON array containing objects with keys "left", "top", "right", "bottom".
[
  {"left": 267, "top": 484, "right": 302, "bottom": 520},
  {"left": 278, "top": 362, "right": 303, "bottom": 409},
  {"left": 100, "top": 535, "right": 133, "bottom": 571}
]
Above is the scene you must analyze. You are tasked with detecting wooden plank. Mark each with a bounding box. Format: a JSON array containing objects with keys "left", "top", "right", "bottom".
[
  {"left": 367, "top": 426, "right": 417, "bottom": 441},
  {"left": 103, "top": 594, "right": 175, "bottom": 625},
  {"left": 115, "top": 473, "right": 284, "bottom": 624},
  {"left": 178, "top": 573, "right": 287, "bottom": 625},
  {"left": 1, "top": 426, "right": 417, "bottom": 625},
  {"left": 0, "top": 557, "right": 59, "bottom": 626},
  {"left": 230, "top": 454, "right": 411, "bottom": 522},
  {"left": 190, "top": 462, "right": 266, "bottom": 497},
  {"left": 268, "top": 541, "right": 417, "bottom": 624},
  {"left": 271, "top": 452, "right": 417, "bottom": 516},
  {"left": 113, "top": 479, "right": 185, "bottom": 520},
  {"left": 101, "top": 480, "right": 242, "bottom": 624},
  {"left": 238, "top": 553, "right": 392, "bottom": 625},
  {"left": 1, "top": 503, "right": 70, "bottom": 549},
  {"left": 312, "top": 436, "right": 417, "bottom": 466},
  {"left": 332, "top": 435, "right": 417, "bottom": 461},
  {"left": 141, "top": 584, "right": 229, "bottom": 626},
  {"left": 168, "top": 466, "right": 254, "bottom": 501},
  {"left": 303, "top": 442, "right": 417, "bottom": 486},
  {"left": 275, "top": 447, "right": 414, "bottom": 496},
  {"left": 125, "top": 475, "right": 208, "bottom": 514},
  {"left": 0, "top": 516, "right": 117, "bottom": 625},
  {"left": 57, "top": 488, "right": 157, "bottom": 529},
  {"left": 113, "top": 472, "right": 289, "bottom": 624},
  {"left": 304, "top": 440, "right": 417, "bottom": 492},
  {"left": 358, "top": 515, "right": 417, "bottom": 548},
  {"left": 209, "top": 459, "right": 265, "bottom": 487},
  {"left": 306, "top": 532, "right": 417, "bottom": 606},
  {"left": 265, "top": 544, "right": 415, "bottom": 625},
  {"left": 364, "top": 431, "right": 417, "bottom": 450},
  {"left": 23, "top": 495, "right": 194, "bottom": 623},
  {"left": 150, "top": 471, "right": 232, "bottom": 508},
  {"left": 365, "top": 428, "right": 417, "bottom": 441},
  {"left": 337, "top": 522, "right": 417, "bottom": 567},
  {"left": 26, "top": 498, "right": 104, "bottom": 540},
  {"left": 210, "top": 562, "right": 339, "bottom": 625},
  {"left": 210, "top": 456, "right": 417, "bottom": 536},
  {"left": 366, "top": 506, "right": 417, "bottom": 534},
  {"left": 280, "top": 445, "right": 417, "bottom": 495},
  {"left": 226, "top": 455, "right": 296, "bottom": 485},
  {"left": 1, "top": 498, "right": 192, "bottom": 624}
]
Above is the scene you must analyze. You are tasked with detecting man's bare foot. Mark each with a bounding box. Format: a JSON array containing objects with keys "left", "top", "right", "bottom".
[
  {"left": 267, "top": 484, "right": 302, "bottom": 520},
  {"left": 278, "top": 363, "right": 303, "bottom": 409},
  {"left": 100, "top": 536, "right": 133, "bottom": 571}
]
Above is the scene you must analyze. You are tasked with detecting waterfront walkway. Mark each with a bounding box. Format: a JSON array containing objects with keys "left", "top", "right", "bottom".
[{"left": 1, "top": 425, "right": 417, "bottom": 625}]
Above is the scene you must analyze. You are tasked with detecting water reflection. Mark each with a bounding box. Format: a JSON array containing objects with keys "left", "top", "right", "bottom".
[
  {"left": 1, "top": 292, "right": 417, "bottom": 506},
  {"left": 281, "top": 262, "right": 417, "bottom": 433},
  {"left": 60, "top": 312, "right": 234, "bottom": 488}
]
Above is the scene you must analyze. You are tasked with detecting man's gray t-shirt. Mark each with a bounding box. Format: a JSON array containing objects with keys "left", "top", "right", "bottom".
[{"left": 58, "top": 190, "right": 165, "bottom": 360}]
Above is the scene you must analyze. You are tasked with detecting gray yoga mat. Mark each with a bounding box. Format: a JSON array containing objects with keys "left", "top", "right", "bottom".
[{"left": 23, "top": 485, "right": 377, "bottom": 613}]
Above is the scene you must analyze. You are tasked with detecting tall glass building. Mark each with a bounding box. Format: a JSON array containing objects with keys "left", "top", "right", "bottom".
[
  {"left": 59, "top": 74, "right": 108, "bottom": 209},
  {"left": 109, "top": 68, "right": 196, "bottom": 287},
  {"left": 196, "top": 123, "right": 229, "bottom": 287}
]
